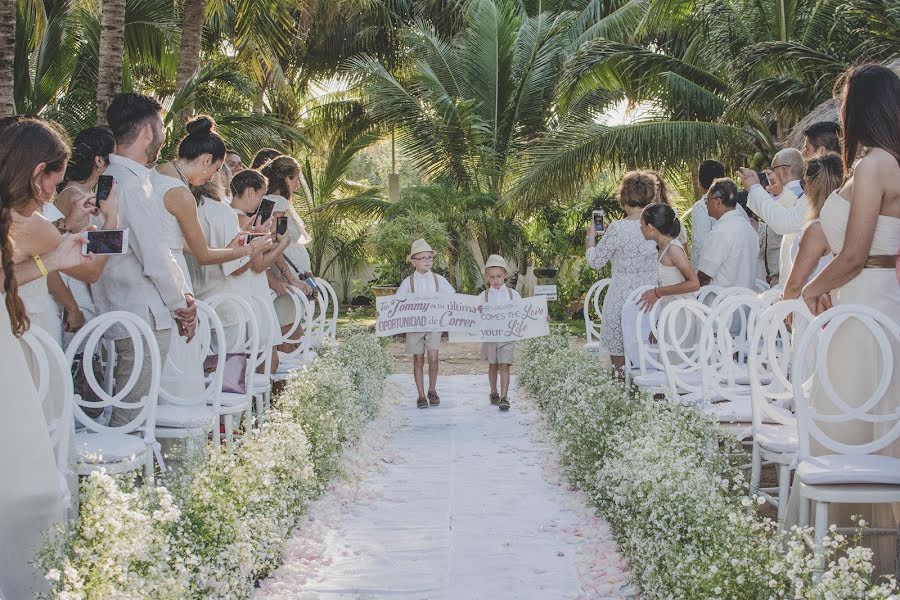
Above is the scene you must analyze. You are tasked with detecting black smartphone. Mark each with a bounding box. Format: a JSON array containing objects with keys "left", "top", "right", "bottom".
[
  {"left": 276, "top": 216, "right": 288, "bottom": 236},
  {"left": 254, "top": 198, "right": 276, "bottom": 225},
  {"left": 756, "top": 171, "right": 769, "bottom": 188},
  {"left": 95, "top": 175, "right": 114, "bottom": 206},
  {"left": 592, "top": 209, "right": 605, "bottom": 233}
]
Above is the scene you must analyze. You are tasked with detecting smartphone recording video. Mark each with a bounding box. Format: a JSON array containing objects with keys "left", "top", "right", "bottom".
[
  {"left": 254, "top": 199, "right": 276, "bottom": 225},
  {"left": 82, "top": 229, "right": 129, "bottom": 255},
  {"left": 757, "top": 171, "right": 769, "bottom": 188},
  {"left": 276, "top": 216, "right": 288, "bottom": 236},
  {"left": 592, "top": 209, "right": 605, "bottom": 233},
  {"left": 95, "top": 175, "right": 114, "bottom": 206}
]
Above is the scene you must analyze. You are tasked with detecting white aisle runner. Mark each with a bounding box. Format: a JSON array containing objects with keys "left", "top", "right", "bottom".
[{"left": 257, "top": 374, "right": 634, "bottom": 600}]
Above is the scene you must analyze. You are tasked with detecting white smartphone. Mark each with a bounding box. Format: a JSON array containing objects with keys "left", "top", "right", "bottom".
[{"left": 82, "top": 229, "right": 129, "bottom": 255}]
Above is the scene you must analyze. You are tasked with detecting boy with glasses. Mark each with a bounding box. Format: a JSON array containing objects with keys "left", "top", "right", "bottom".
[{"left": 396, "top": 239, "right": 455, "bottom": 408}]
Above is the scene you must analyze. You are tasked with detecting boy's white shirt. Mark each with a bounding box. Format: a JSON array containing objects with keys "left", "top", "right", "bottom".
[
  {"left": 485, "top": 286, "right": 521, "bottom": 302},
  {"left": 396, "top": 270, "right": 455, "bottom": 295}
]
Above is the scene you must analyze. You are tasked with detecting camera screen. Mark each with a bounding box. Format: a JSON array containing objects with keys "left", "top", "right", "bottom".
[
  {"left": 86, "top": 230, "right": 125, "bottom": 254},
  {"left": 276, "top": 216, "right": 288, "bottom": 236}
]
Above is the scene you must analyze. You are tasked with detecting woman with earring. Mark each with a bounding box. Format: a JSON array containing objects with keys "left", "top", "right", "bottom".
[
  {"left": 151, "top": 115, "right": 272, "bottom": 397},
  {"left": 0, "top": 117, "right": 94, "bottom": 600}
]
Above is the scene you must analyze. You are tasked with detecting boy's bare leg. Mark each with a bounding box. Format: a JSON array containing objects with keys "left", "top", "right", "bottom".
[
  {"left": 413, "top": 354, "right": 426, "bottom": 398},
  {"left": 488, "top": 363, "right": 499, "bottom": 395},
  {"left": 499, "top": 364, "right": 510, "bottom": 398},
  {"left": 426, "top": 350, "right": 439, "bottom": 394}
]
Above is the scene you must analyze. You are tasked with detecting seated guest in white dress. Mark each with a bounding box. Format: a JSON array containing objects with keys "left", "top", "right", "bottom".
[
  {"left": 782, "top": 153, "right": 841, "bottom": 300},
  {"left": 230, "top": 169, "right": 293, "bottom": 373},
  {"left": 697, "top": 178, "right": 759, "bottom": 289}
]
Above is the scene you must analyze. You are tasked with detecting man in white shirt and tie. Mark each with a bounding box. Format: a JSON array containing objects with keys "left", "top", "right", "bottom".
[
  {"left": 92, "top": 93, "right": 197, "bottom": 426},
  {"left": 697, "top": 179, "right": 759, "bottom": 289}
]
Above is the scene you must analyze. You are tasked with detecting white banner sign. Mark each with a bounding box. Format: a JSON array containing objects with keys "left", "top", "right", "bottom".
[
  {"left": 375, "top": 292, "right": 549, "bottom": 342},
  {"left": 375, "top": 294, "right": 481, "bottom": 336},
  {"left": 449, "top": 296, "right": 550, "bottom": 343},
  {"left": 534, "top": 284, "right": 558, "bottom": 301}
]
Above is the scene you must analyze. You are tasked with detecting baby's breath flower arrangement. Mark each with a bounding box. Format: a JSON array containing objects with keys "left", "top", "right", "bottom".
[
  {"left": 38, "top": 331, "right": 391, "bottom": 600},
  {"left": 519, "top": 331, "right": 898, "bottom": 599}
]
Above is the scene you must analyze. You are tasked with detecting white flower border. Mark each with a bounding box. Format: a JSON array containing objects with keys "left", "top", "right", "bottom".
[
  {"left": 38, "top": 332, "right": 392, "bottom": 600},
  {"left": 519, "top": 330, "right": 899, "bottom": 599}
]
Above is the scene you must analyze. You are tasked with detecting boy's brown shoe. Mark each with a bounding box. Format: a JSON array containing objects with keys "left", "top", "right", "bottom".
[
  {"left": 427, "top": 390, "right": 440, "bottom": 406},
  {"left": 417, "top": 397, "right": 428, "bottom": 409},
  {"left": 489, "top": 392, "right": 501, "bottom": 406},
  {"left": 498, "top": 397, "right": 510, "bottom": 411}
]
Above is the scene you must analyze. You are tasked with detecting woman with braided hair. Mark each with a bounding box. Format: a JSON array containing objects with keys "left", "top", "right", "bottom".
[{"left": 0, "top": 117, "right": 92, "bottom": 599}]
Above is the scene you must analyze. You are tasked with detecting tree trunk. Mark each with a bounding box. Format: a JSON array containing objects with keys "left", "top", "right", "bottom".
[
  {"left": 175, "top": 0, "right": 207, "bottom": 122},
  {"left": 0, "top": 0, "right": 16, "bottom": 117},
  {"left": 95, "top": 0, "right": 127, "bottom": 125}
]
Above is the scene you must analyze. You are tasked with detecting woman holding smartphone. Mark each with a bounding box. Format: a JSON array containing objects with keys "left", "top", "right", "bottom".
[{"left": 152, "top": 115, "right": 272, "bottom": 397}]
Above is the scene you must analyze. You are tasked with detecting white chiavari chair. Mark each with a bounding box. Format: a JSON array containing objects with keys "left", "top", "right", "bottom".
[
  {"left": 623, "top": 285, "right": 667, "bottom": 392},
  {"left": 154, "top": 300, "right": 224, "bottom": 454},
  {"left": 748, "top": 299, "right": 813, "bottom": 522},
  {"left": 583, "top": 279, "right": 610, "bottom": 355},
  {"left": 792, "top": 305, "right": 900, "bottom": 575},
  {"left": 65, "top": 312, "right": 162, "bottom": 481},
  {"left": 315, "top": 277, "right": 339, "bottom": 345}
]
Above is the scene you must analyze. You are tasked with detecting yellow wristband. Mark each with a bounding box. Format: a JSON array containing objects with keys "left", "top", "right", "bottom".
[{"left": 33, "top": 255, "right": 48, "bottom": 277}]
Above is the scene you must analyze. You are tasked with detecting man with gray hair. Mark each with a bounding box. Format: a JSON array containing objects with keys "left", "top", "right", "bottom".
[{"left": 738, "top": 147, "right": 807, "bottom": 281}]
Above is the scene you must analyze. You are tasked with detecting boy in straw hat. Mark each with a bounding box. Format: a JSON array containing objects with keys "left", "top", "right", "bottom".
[
  {"left": 481, "top": 255, "right": 521, "bottom": 411},
  {"left": 397, "top": 239, "right": 455, "bottom": 409}
]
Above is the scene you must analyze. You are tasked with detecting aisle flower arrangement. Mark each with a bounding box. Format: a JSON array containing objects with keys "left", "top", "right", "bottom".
[
  {"left": 519, "top": 331, "right": 898, "bottom": 599},
  {"left": 38, "top": 332, "right": 391, "bottom": 600}
]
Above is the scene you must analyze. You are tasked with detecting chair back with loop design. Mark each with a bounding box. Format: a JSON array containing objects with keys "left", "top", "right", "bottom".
[
  {"left": 622, "top": 285, "right": 667, "bottom": 382},
  {"left": 279, "top": 286, "right": 314, "bottom": 364},
  {"left": 20, "top": 324, "right": 77, "bottom": 514},
  {"left": 315, "top": 276, "right": 339, "bottom": 345},
  {"left": 65, "top": 311, "right": 162, "bottom": 478},
  {"left": 583, "top": 279, "right": 610, "bottom": 352},
  {"left": 656, "top": 298, "right": 712, "bottom": 399}
]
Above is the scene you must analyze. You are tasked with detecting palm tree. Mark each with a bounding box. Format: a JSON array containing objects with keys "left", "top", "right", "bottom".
[
  {"left": 0, "top": 0, "right": 15, "bottom": 117},
  {"left": 174, "top": 0, "right": 208, "bottom": 121},
  {"left": 95, "top": 0, "right": 128, "bottom": 124}
]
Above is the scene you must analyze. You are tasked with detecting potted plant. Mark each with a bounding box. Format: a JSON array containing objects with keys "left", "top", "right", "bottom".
[{"left": 368, "top": 213, "right": 451, "bottom": 295}]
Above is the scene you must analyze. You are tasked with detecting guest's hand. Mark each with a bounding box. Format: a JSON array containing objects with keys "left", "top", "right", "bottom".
[
  {"left": 247, "top": 233, "right": 274, "bottom": 255},
  {"left": 63, "top": 306, "right": 85, "bottom": 332},
  {"left": 63, "top": 196, "right": 95, "bottom": 232},
  {"left": 637, "top": 289, "right": 659, "bottom": 312},
  {"left": 271, "top": 278, "right": 288, "bottom": 297},
  {"left": 174, "top": 293, "right": 197, "bottom": 323},
  {"left": 586, "top": 223, "right": 598, "bottom": 246},
  {"left": 737, "top": 167, "right": 759, "bottom": 190},
  {"left": 295, "top": 280, "right": 313, "bottom": 296},
  {"left": 97, "top": 183, "right": 119, "bottom": 220},
  {"left": 815, "top": 293, "right": 833, "bottom": 315},
  {"left": 44, "top": 233, "right": 94, "bottom": 272}
]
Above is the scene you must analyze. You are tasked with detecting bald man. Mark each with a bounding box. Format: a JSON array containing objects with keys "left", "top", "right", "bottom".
[{"left": 738, "top": 148, "right": 807, "bottom": 282}]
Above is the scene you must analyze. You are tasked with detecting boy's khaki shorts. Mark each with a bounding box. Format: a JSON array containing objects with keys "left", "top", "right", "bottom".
[
  {"left": 481, "top": 341, "right": 516, "bottom": 365},
  {"left": 406, "top": 331, "right": 441, "bottom": 355}
]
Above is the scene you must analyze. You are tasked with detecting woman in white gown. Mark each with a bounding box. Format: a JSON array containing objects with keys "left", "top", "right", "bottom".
[
  {"left": 0, "top": 117, "right": 94, "bottom": 599},
  {"left": 797, "top": 64, "right": 900, "bottom": 574},
  {"left": 152, "top": 116, "right": 272, "bottom": 398}
]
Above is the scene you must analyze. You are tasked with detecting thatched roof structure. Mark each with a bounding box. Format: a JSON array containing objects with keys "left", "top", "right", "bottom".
[{"left": 786, "top": 58, "right": 900, "bottom": 149}]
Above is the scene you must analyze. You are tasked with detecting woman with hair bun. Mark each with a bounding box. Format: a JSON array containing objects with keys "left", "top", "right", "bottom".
[
  {"left": 637, "top": 203, "right": 700, "bottom": 310},
  {"left": 152, "top": 114, "right": 273, "bottom": 397},
  {"left": 585, "top": 171, "right": 658, "bottom": 376}
]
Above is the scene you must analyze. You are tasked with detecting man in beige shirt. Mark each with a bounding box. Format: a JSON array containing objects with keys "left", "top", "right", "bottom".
[{"left": 92, "top": 93, "right": 197, "bottom": 426}]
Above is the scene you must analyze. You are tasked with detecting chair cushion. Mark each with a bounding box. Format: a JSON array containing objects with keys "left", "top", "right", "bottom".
[
  {"left": 252, "top": 373, "right": 271, "bottom": 387},
  {"left": 156, "top": 404, "right": 215, "bottom": 429},
  {"left": 583, "top": 342, "right": 601, "bottom": 353},
  {"left": 634, "top": 369, "right": 701, "bottom": 389},
  {"left": 797, "top": 455, "right": 900, "bottom": 485},
  {"left": 754, "top": 424, "right": 798, "bottom": 454},
  {"left": 75, "top": 431, "right": 146, "bottom": 463},
  {"left": 678, "top": 387, "right": 750, "bottom": 406},
  {"left": 700, "top": 397, "right": 754, "bottom": 423},
  {"left": 218, "top": 392, "right": 252, "bottom": 408}
]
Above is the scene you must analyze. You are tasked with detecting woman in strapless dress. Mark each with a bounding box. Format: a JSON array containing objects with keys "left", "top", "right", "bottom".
[{"left": 797, "top": 64, "right": 900, "bottom": 574}]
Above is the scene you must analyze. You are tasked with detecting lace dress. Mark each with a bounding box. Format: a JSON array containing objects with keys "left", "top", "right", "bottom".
[
  {"left": 150, "top": 170, "right": 206, "bottom": 399},
  {"left": 586, "top": 218, "right": 658, "bottom": 356}
]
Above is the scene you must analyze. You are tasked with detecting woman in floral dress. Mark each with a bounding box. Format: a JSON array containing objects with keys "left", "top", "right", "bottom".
[{"left": 586, "top": 171, "right": 658, "bottom": 376}]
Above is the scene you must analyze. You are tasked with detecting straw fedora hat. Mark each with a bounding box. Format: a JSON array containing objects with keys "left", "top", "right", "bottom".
[
  {"left": 408, "top": 238, "right": 434, "bottom": 259},
  {"left": 482, "top": 254, "right": 509, "bottom": 275}
]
